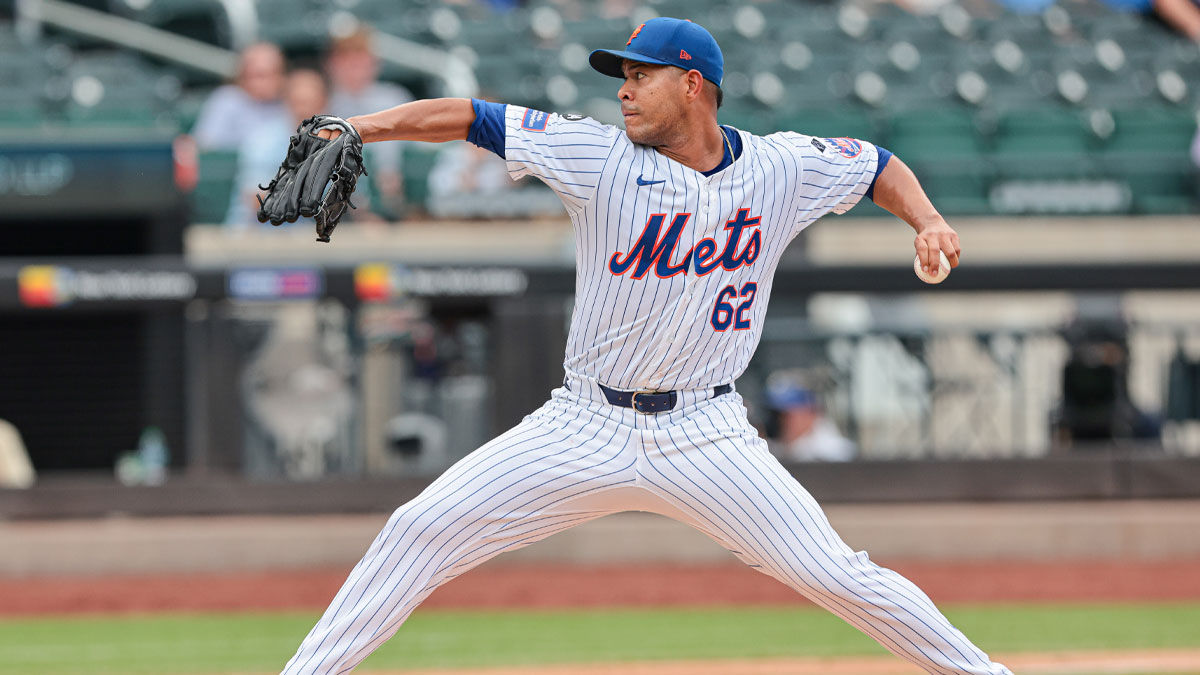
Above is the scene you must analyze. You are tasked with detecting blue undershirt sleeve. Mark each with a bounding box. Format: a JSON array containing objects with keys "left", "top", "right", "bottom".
[
  {"left": 865, "top": 146, "right": 893, "bottom": 202},
  {"left": 466, "top": 99, "right": 507, "bottom": 159}
]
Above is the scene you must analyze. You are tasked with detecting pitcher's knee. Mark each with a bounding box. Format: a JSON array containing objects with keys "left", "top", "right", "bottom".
[
  {"left": 779, "top": 552, "right": 892, "bottom": 602},
  {"left": 382, "top": 502, "right": 458, "bottom": 549}
]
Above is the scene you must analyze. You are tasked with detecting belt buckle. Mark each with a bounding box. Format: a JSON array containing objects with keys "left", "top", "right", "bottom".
[{"left": 631, "top": 390, "right": 659, "bottom": 414}]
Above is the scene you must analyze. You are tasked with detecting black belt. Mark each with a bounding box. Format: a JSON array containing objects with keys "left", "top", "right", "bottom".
[{"left": 597, "top": 383, "right": 732, "bottom": 414}]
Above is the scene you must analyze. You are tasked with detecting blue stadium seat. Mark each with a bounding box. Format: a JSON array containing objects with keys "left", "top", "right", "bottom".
[
  {"left": 780, "top": 107, "right": 879, "bottom": 142},
  {"left": 990, "top": 106, "right": 1097, "bottom": 178},
  {"left": 192, "top": 150, "right": 239, "bottom": 224},
  {"left": 887, "top": 108, "right": 987, "bottom": 162}
]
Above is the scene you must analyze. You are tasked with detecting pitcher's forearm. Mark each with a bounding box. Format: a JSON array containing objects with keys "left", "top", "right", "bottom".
[
  {"left": 871, "top": 153, "right": 961, "bottom": 272},
  {"left": 871, "top": 156, "right": 943, "bottom": 234},
  {"left": 348, "top": 98, "right": 476, "bottom": 144}
]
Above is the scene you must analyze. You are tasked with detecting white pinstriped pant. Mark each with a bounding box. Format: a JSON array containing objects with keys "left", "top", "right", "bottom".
[{"left": 282, "top": 379, "right": 1012, "bottom": 675}]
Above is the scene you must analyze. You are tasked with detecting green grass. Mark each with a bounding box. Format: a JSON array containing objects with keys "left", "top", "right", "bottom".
[{"left": 0, "top": 603, "right": 1197, "bottom": 674}]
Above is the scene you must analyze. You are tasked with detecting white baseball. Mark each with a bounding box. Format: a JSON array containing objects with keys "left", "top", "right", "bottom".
[{"left": 914, "top": 250, "right": 951, "bottom": 284}]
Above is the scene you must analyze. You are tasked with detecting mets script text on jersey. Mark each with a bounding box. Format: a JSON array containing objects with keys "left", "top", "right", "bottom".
[{"left": 608, "top": 208, "right": 762, "bottom": 280}]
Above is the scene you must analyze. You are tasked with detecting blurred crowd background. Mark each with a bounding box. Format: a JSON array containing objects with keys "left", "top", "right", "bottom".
[
  {"left": 1, "top": 0, "right": 1199, "bottom": 507},
  {"left": 5, "top": 0, "right": 1200, "bottom": 220}
]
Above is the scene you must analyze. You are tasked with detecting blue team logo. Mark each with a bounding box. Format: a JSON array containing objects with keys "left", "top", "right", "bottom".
[
  {"left": 824, "top": 137, "right": 862, "bottom": 158},
  {"left": 521, "top": 109, "right": 549, "bottom": 131}
]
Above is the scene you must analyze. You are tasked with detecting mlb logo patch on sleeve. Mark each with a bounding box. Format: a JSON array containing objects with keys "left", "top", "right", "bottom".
[{"left": 522, "top": 109, "right": 550, "bottom": 131}]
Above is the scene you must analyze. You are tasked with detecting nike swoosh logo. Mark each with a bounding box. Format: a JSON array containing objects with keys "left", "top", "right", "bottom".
[{"left": 636, "top": 175, "right": 665, "bottom": 186}]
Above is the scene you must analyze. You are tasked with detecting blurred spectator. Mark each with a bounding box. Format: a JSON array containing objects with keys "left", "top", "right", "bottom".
[
  {"left": 1053, "top": 316, "right": 1160, "bottom": 447},
  {"left": 1101, "top": 0, "right": 1200, "bottom": 41},
  {"left": 326, "top": 26, "right": 414, "bottom": 218},
  {"left": 763, "top": 378, "right": 856, "bottom": 462},
  {"left": 225, "top": 69, "right": 329, "bottom": 227},
  {"left": 1191, "top": 121, "right": 1200, "bottom": 168},
  {"left": 192, "top": 42, "right": 287, "bottom": 151},
  {"left": 1151, "top": 0, "right": 1200, "bottom": 41},
  {"left": 599, "top": 0, "right": 636, "bottom": 19},
  {"left": 426, "top": 141, "right": 564, "bottom": 218},
  {"left": 0, "top": 419, "right": 35, "bottom": 489},
  {"left": 993, "top": 0, "right": 1200, "bottom": 34},
  {"left": 427, "top": 143, "right": 514, "bottom": 215},
  {"left": 443, "top": 0, "right": 522, "bottom": 10}
]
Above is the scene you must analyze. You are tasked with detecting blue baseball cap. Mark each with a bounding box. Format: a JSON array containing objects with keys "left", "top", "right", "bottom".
[
  {"left": 589, "top": 17, "right": 724, "bottom": 87},
  {"left": 766, "top": 381, "right": 817, "bottom": 410}
]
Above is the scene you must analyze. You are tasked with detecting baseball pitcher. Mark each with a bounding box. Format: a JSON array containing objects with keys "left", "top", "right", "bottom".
[{"left": 263, "top": 17, "right": 1007, "bottom": 675}]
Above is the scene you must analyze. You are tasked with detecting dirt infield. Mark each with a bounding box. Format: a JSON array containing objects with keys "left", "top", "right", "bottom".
[
  {"left": 4, "top": 560, "right": 1200, "bottom": 674},
  {"left": 2, "top": 558, "right": 1200, "bottom": 615},
  {"left": 373, "top": 650, "right": 1200, "bottom": 674}
]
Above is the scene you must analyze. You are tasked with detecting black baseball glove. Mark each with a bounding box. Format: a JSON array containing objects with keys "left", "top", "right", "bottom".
[{"left": 256, "top": 114, "right": 367, "bottom": 243}]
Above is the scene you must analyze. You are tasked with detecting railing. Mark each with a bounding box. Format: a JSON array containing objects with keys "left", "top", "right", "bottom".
[
  {"left": 749, "top": 321, "right": 1200, "bottom": 460},
  {"left": 15, "top": 0, "right": 477, "bottom": 97},
  {"left": 16, "top": 0, "right": 240, "bottom": 78}
]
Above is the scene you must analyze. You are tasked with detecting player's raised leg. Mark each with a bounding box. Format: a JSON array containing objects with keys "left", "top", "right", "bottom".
[
  {"left": 638, "top": 395, "right": 1012, "bottom": 675},
  {"left": 282, "top": 392, "right": 634, "bottom": 675}
]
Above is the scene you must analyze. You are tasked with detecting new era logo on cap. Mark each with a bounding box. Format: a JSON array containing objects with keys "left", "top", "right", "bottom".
[{"left": 589, "top": 17, "right": 724, "bottom": 87}]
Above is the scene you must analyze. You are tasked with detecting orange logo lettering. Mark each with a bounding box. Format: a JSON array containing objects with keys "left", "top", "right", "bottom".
[
  {"left": 680, "top": 49, "right": 692, "bottom": 60},
  {"left": 627, "top": 23, "right": 644, "bottom": 45}
]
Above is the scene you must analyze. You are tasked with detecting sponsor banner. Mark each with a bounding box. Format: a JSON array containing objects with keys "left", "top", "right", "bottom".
[
  {"left": 17, "top": 265, "right": 197, "bottom": 307},
  {"left": 228, "top": 268, "right": 324, "bottom": 301},
  {"left": 0, "top": 139, "right": 177, "bottom": 217},
  {"left": 354, "top": 264, "right": 529, "bottom": 301}
]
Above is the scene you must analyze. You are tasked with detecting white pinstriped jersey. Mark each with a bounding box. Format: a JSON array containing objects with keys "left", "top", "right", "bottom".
[
  {"left": 281, "top": 106, "right": 1013, "bottom": 675},
  {"left": 281, "top": 96, "right": 1013, "bottom": 675},
  {"left": 502, "top": 105, "right": 880, "bottom": 391}
]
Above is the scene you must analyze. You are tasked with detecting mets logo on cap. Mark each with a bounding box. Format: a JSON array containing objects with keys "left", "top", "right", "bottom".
[
  {"left": 590, "top": 17, "right": 725, "bottom": 88},
  {"left": 627, "top": 23, "right": 644, "bottom": 45}
]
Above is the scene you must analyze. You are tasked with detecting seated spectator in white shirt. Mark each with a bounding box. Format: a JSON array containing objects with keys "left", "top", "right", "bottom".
[
  {"left": 325, "top": 26, "right": 414, "bottom": 218},
  {"left": 764, "top": 378, "right": 857, "bottom": 462},
  {"left": 427, "top": 143, "right": 513, "bottom": 215},
  {"left": 427, "top": 141, "right": 564, "bottom": 219},
  {"left": 192, "top": 42, "right": 287, "bottom": 151},
  {"left": 225, "top": 69, "right": 328, "bottom": 228},
  {"left": 1192, "top": 120, "right": 1200, "bottom": 169}
]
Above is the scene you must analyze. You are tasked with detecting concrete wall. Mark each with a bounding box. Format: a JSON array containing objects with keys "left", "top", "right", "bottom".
[{"left": 3, "top": 500, "right": 1198, "bottom": 577}]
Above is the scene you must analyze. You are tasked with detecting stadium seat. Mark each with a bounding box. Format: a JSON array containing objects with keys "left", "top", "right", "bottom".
[
  {"left": 720, "top": 105, "right": 777, "bottom": 136},
  {"left": 996, "top": 106, "right": 1090, "bottom": 136},
  {"left": 1108, "top": 107, "right": 1197, "bottom": 147},
  {"left": 779, "top": 107, "right": 879, "bottom": 141},
  {"left": 402, "top": 143, "right": 442, "bottom": 210},
  {"left": 887, "top": 108, "right": 987, "bottom": 165},
  {"left": 192, "top": 150, "right": 239, "bottom": 224},
  {"left": 254, "top": 0, "right": 331, "bottom": 50},
  {"left": 885, "top": 107, "right": 992, "bottom": 214},
  {"left": 454, "top": 18, "right": 519, "bottom": 53},
  {"left": 1, "top": 0, "right": 1192, "bottom": 217},
  {"left": 1121, "top": 170, "right": 1195, "bottom": 214},
  {"left": 562, "top": 18, "right": 631, "bottom": 46},
  {"left": 0, "top": 101, "right": 45, "bottom": 127},
  {"left": 989, "top": 106, "right": 1097, "bottom": 179},
  {"left": 1099, "top": 107, "right": 1196, "bottom": 213},
  {"left": 918, "top": 167, "right": 996, "bottom": 216},
  {"left": 65, "top": 104, "right": 161, "bottom": 127},
  {"left": 50, "top": 52, "right": 179, "bottom": 129}
]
